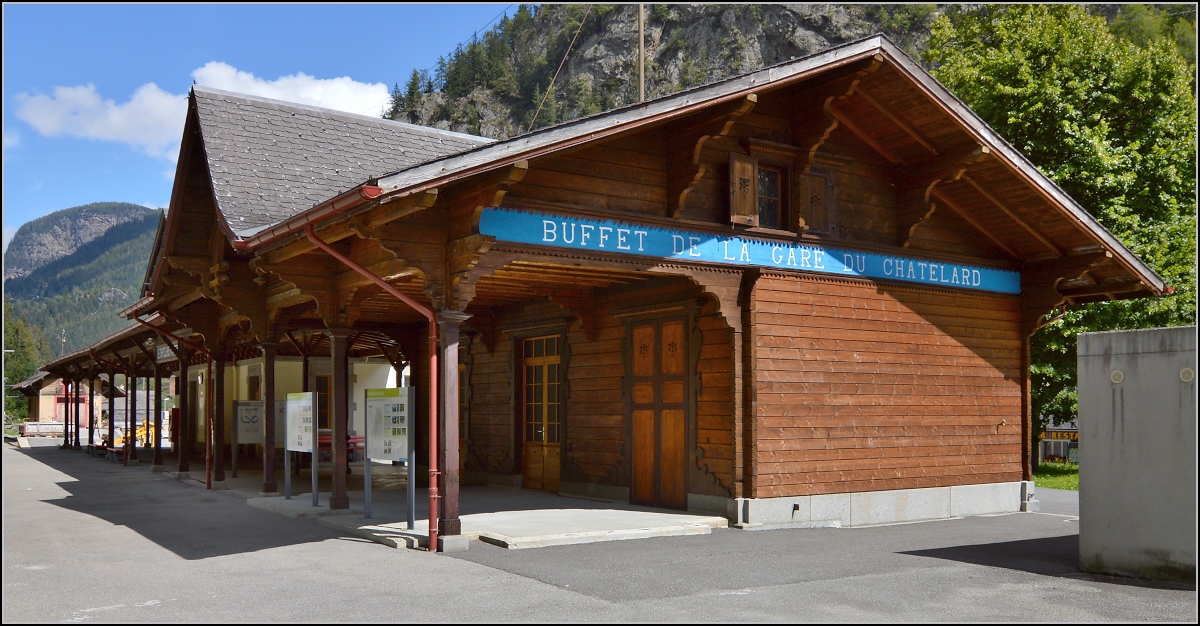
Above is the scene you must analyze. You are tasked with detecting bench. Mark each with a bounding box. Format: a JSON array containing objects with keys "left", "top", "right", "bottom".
[
  {"left": 106, "top": 447, "right": 127, "bottom": 463},
  {"left": 86, "top": 444, "right": 104, "bottom": 458}
]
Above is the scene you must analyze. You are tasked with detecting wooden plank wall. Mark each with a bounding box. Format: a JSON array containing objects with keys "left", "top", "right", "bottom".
[
  {"left": 464, "top": 333, "right": 514, "bottom": 474},
  {"left": 463, "top": 278, "right": 735, "bottom": 495},
  {"left": 752, "top": 274, "right": 1023, "bottom": 498},
  {"left": 512, "top": 130, "right": 669, "bottom": 217},
  {"left": 813, "top": 133, "right": 896, "bottom": 246}
]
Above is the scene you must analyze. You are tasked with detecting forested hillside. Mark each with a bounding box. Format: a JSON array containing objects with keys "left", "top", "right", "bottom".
[
  {"left": 3, "top": 202, "right": 156, "bottom": 281},
  {"left": 5, "top": 208, "right": 160, "bottom": 357},
  {"left": 382, "top": 4, "right": 1194, "bottom": 139}
]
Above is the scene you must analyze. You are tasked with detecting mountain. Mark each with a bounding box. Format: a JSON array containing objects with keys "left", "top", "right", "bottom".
[
  {"left": 385, "top": 4, "right": 1194, "bottom": 139},
  {"left": 3, "top": 202, "right": 157, "bottom": 281},
  {"left": 385, "top": 4, "right": 942, "bottom": 138},
  {"left": 4, "top": 204, "right": 160, "bottom": 356}
]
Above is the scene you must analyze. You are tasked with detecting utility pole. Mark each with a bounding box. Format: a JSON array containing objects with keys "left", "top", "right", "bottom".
[
  {"left": 60, "top": 328, "right": 66, "bottom": 358},
  {"left": 638, "top": 4, "right": 645, "bottom": 103}
]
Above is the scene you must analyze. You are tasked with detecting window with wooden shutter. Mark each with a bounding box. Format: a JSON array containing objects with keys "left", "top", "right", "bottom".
[
  {"left": 729, "top": 152, "right": 758, "bottom": 226},
  {"left": 804, "top": 167, "right": 835, "bottom": 234}
]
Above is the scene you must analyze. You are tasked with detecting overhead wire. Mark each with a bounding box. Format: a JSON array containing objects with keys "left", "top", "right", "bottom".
[{"left": 527, "top": 4, "right": 593, "bottom": 133}]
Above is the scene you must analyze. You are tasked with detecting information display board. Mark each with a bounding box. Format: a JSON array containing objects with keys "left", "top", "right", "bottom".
[
  {"left": 235, "top": 401, "right": 265, "bottom": 445},
  {"left": 365, "top": 387, "right": 409, "bottom": 462},
  {"left": 285, "top": 392, "right": 314, "bottom": 452}
]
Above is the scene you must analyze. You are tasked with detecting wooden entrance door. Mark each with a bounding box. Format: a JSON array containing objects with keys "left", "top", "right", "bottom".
[
  {"left": 629, "top": 319, "right": 688, "bottom": 510},
  {"left": 522, "top": 335, "right": 561, "bottom": 492}
]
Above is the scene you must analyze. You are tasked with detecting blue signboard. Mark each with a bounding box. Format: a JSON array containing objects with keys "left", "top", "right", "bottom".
[{"left": 480, "top": 208, "right": 1020, "bottom": 295}]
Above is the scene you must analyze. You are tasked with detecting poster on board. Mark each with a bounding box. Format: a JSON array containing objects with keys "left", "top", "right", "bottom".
[
  {"left": 365, "top": 387, "right": 409, "bottom": 462},
  {"left": 285, "top": 392, "right": 314, "bottom": 452},
  {"left": 235, "top": 401, "right": 264, "bottom": 444}
]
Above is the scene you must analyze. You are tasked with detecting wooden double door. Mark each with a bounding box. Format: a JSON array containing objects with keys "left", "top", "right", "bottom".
[{"left": 629, "top": 318, "right": 689, "bottom": 510}]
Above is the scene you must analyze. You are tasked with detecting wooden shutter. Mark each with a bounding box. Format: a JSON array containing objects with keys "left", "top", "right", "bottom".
[{"left": 729, "top": 152, "right": 758, "bottom": 226}]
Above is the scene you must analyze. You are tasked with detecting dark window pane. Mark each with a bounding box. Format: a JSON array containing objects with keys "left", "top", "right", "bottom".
[{"left": 758, "top": 168, "right": 782, "bottom": 229}]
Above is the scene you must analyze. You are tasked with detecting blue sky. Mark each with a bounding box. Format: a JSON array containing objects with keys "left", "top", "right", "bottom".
[{"left": 2, "top": 3, "right": 518, "bottom": 251}]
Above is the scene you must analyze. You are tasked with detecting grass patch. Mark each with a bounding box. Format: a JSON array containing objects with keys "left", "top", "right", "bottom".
[{"left": 1034, "top": 461, "right": 1079, "bottom": 491}]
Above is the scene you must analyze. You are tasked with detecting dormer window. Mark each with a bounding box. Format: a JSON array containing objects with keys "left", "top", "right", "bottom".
[{"left": 729, "top": 139, "right": 801, "bottom": 233}]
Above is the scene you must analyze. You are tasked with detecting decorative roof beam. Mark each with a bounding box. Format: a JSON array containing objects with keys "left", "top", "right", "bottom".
[
  {"left": 823, "top": 100, "right": 903, "bottom": 165},
  {"left": 928, "top": 187, "right": 1021, "bottom": 259},
  {"left": 854, "top": 86, "right": 940, "bottom": 156},
  {"left": 961, "top": 174, "right": 1062, "bottom": 257}
]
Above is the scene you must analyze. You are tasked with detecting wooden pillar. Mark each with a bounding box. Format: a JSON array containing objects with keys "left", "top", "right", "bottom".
[
  {"left": 73, "top": 377, "right": 82, "bottom": 450},
  {"left": 177, "top": 348, "right": 190, "bottom": 473},
  {"left": 262, "top": 343, "right": 279, "bottom": 494},
  {"left": 153, "top": 362, "right": 164, "bottom": 468},
  {"left": 123, "top": 371, "right": 132, "bottom": 465},
  {"left": 88, "top": 373, "right": 96, "bottom": 447},
  {"left": 128, "top": 371, "right": 139, "bottom": 462},
  {"left": 438, "top": 311, "right": 470, "bottom": 536},
  {"left": 213, "top": 353, "right": 226, "bottom": 483},
  {"left": 62, "top": 380, "right": 72, "bottom": 449},
  {"left": 297, "top": 343, "right": 310, "bottom": 476},
  {"left": 106, "top": 366, "right": 116, "bottom": 450},
  {"left": 327, "top": 329, "right": 352, "bottom": 509}
]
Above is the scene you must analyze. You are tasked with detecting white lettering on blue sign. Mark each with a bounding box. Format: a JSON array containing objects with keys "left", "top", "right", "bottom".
[{"left": 479, "top": 208, "right": 1019, "bottom": 294}]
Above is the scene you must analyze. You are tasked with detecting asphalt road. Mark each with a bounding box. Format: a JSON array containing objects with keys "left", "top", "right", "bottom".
[{"left": 3, "top": 439, "right": 1195, "bottom": 623}]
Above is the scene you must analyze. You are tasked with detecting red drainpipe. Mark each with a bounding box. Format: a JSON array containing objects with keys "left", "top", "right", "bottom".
[
  {"left": 302, "top": 224, "right": 441, "bottom": 553},
  {"left": 226, "top": 183, "right": 442, "bottom": 549},
  {"left": 131, "top": 318, "right": 215, "bottom": 488}
]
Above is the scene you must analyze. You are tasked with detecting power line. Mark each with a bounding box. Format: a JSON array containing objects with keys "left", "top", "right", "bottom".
[{"left": 527, "top": 4, "right": 593, "bottom": 133}]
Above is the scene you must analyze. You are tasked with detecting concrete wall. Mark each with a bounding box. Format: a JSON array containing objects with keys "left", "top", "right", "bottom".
[{"left": 1078, "top": 326, "right": 1197, "bottom": 581}]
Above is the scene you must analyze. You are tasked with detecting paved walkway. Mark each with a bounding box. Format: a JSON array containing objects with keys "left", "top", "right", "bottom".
[
  {"left": 7, "top": 439, "right": 1194, "bottom": 623},
  {"left": 22, "top": 438, "right": 727, "bottom": 551}
]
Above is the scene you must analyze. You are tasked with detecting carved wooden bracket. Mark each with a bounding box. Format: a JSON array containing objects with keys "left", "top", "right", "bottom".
[
  {"left": 895, "top": 146, "right": 994, "bottom": 248},
  {"left": 673, "top": 93, "right": 758, "bottom": 218},
  {"left": 1021, "top": 252, "right": 1113, "bottom": 334}
]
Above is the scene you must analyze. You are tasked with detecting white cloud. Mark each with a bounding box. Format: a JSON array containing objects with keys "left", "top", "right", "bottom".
[
  {"left": 14, "top": 83, "right": 186, "bottom": 158},
  {"left": 12, "top": 64, "right": 390, "bottom": 161},
  {"left": 3, "top": 226, "right": 18, "bottom": 253},
  {"left": 192, "top": 62, "right": 389, "bottom": 117},
  {"left": 3, "top": 127, "right": 19, "bottom": 152}
]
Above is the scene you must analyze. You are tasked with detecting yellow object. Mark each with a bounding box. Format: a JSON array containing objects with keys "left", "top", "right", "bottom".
[{"left": 115, "top": 420, "right": 157, "bottom": 447}]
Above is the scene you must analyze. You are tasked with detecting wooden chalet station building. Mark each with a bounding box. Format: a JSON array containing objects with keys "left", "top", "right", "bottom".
[{"left": 37, "top": 37, "right": 1165, "bottom": 547}]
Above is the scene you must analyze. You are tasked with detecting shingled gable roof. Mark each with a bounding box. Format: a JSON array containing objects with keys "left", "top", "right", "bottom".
[
  {"left": 314, "top": 33, "right": 1157, "bottom": 296},
  {"left": 191, "top": 86, "right": 494, "bottom": 237}
]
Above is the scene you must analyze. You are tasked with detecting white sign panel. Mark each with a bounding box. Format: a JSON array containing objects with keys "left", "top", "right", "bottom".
[
  {"left": 365, "top": 387, "right": 409, "bottom": 462},
  {"left": 235, "top": 401, "right": 264, "bottom": 444},
  {"left": 286, "top": 392, "right": 314, "bottom": 452}
]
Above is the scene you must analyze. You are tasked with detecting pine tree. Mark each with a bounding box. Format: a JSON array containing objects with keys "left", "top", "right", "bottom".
[
  {"left": 403, "top": 69, "right": 422, "bottom": 122},
  {"left": 382, "top": 82, "right": 403, "bottom": 120}
]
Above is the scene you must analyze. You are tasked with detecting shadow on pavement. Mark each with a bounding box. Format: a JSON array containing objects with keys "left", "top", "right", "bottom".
[
  {"left": 901, "top": 535, "right": 1196, "bottom": 591},
  {"left": 14, "top": 445, "right": 343, "bottom": 561}
]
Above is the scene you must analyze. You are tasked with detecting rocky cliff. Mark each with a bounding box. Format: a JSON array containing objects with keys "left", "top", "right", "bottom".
[
  {"left": 3, "top": 202, "right": 157, "bottom": 281},
  {"left": 393, "top": 4, "right": 941, "bottom": 139}
]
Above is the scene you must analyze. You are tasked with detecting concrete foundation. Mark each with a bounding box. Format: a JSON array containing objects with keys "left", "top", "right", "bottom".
[
  {"left": 1078, "top": 326, "right": 1196, "bottom": 581},
  {"left": 712, "top": 482, "right": 1028, "bottom": 528}
]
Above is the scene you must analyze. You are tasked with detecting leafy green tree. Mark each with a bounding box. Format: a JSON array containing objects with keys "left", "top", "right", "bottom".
[
  {"left": 4, "top": 297, "right": 51, "bottom": 419},
  {"left": 1106, "top": 4, "right": 1197, "bottom": 66},
  {"left": 925, "top": 5, "right": 1197, "bottom": 452}
]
